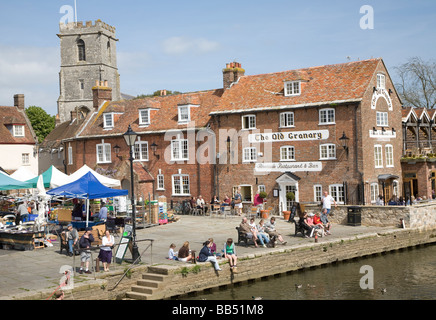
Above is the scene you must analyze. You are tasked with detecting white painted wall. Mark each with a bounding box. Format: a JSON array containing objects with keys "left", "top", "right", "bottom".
[{"left": 0, "top": 144, "right": 38, "bottom": 175}]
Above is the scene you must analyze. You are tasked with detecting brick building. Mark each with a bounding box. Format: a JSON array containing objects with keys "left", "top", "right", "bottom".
[{"left": 211, "top": 59, "right": 403, "bottom": 210}]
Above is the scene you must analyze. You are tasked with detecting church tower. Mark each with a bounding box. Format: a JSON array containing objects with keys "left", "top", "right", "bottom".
[{"left": 57, "top": 20, "right": 121, "bottom": 122}]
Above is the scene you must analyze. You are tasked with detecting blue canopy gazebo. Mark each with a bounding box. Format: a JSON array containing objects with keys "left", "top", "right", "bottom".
[{"left": 47, "top": 171, "right": 128, "bottom": 227}]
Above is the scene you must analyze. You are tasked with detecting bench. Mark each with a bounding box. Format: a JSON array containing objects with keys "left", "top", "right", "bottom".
[
  {"left": 289, "top": 210, "right": 306, "bottom": 237},
  {"left": 236, "top": 226, "right": 252, "bottom": 247}
]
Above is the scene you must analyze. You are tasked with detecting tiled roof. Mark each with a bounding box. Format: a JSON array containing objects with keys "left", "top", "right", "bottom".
[
  {"left": 213, "top": 58, "right": 382, "bottom": 114},
  {"left": 78, "top": 89, "right": 224, "bottom": 138},
  {"left": 0, "top": 106, "right": 36, "bottom": 144},
  {"left": 41, "top": 117, "right": 88, "bottom": 148}
]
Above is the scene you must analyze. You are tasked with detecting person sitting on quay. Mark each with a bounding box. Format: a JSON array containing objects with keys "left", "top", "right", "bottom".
[
  {"left": 256, "top": 219, "right": 270, "bottom": 247},
  {"left": 224, "top": 238, "right": 238, "bottom": 273},
  {"left": 168, "top": 243, "right": 178, "bottom": 261},
  {"left": 178, "top": 241, "right": 194, "bottom": 263},
  {"left": 239, "top": 217, "right": 259, "bottom": 248},
  {"left": 208, "top": 237, "right": 220, "bottom": 257},
  {"left": 198, "top": 240, "right": 222, "bottom": 271},
  {"left": 320, "top": 208, "right": 331, "bottom": 235},
  {"left": 264, "top": 217, "right": 287, "bottom": 245}
]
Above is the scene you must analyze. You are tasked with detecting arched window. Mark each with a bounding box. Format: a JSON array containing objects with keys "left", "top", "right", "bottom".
[{"left": 77, "top": 39, "right": 86, "bottom": 61}]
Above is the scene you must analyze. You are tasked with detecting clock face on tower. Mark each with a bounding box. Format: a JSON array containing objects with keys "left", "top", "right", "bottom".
[{"left": 371, "top": 87, "right": 393, "bottom": 111}]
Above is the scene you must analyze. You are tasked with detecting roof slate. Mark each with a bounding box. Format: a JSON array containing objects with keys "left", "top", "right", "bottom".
[{"left": 0, "top": 106, "right": 36, "bottom": 144}]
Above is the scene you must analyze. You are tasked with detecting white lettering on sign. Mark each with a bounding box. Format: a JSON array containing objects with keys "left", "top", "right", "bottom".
[
  {"left": 249, "top": 130, "right": 329, "bottom": 143},
  {"left": 255, "top": 162, "right": 323, "bottom": 173}
]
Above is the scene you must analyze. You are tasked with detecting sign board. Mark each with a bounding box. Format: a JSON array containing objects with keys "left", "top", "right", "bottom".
[
  {"left": 115, "top": 224, "right": 133, "bottom": 264},
  {"left": 248, "top": 130, "right": 329, "bottom": 143},
  {"left": 255, "top": 162, "right": 323, "bottom": 173}
]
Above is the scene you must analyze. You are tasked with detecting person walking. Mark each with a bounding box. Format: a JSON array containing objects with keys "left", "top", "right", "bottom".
[{"left": 321, "top": 191, "right": 337, "bottom": 214}]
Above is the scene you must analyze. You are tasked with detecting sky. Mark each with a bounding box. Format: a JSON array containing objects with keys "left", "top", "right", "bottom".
[{"left": 0, "top": 0, "right": 435, "bottom": 116}]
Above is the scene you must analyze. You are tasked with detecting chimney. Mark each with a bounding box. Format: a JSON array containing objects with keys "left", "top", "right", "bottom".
[
  {"left": 160, "top": 89, "right": 167, "bottom": 96},
  {"left": 92, "top": 80, "right": 112, "bottom": 111},
  {"left": 55, "top": 114, "right": 61, "bottom": 127},
  {"left": 223, "top": 62, "right": 245, "bottom": 89},
  {"left": 14, "top": 94, "right": 25, "bottom": 111}
]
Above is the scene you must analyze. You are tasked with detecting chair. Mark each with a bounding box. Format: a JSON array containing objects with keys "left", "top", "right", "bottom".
[
  {"left": 289, "top": 211, "right": 306, "bottom": 237},
  {"left": 209, "top": 205, "right": 220, "bottom": 218},
  {"left": 250, "top": 206, "right": 259, "bottom": 219},
  {"left": 105, "top": 219, "right": 120, "bottom": 236}
]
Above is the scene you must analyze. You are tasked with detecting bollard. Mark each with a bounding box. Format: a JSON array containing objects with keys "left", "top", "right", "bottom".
[
  {"left": 95, "top": 258, "right": 100, "bottom": 272},
  {"left": 315, "top": 233, "right": 318, "bottom": 243}
]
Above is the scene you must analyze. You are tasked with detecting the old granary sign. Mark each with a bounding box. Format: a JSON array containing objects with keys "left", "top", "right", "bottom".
[
  {"left": 255, "top": 161, "right": 323, "bottom": 172},
  {"left": 248, "top": 130, "right": 329, "bottom": 143}
]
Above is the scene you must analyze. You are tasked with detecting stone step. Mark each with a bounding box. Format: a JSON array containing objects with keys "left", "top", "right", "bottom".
[
  {"left": 126, "top": 291, "right": 153, "bottom": 300},
  {"left": 131, "top": 285, "right": 156, "bottom": 295},
  {"left": 142, "top": 273, "right": 167, "bottom": 282},
  {"left": 137, "top": 279, "right": 161, "bottom": 288}
]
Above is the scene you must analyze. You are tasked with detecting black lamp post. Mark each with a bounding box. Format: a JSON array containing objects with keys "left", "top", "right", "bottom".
[{"left": 123, "top": 125, "right": 140, "bottom": 262}]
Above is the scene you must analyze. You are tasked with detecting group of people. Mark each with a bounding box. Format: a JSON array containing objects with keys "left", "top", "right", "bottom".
[
  {"left": 239, "top": 216, "right": 287, "bottom": 248},
  {"left": 63, "top": 224, "right": 114, "bottom": 273},
  {"left": 14, "top": 200, "right": 38, "bottom": 224},
  {"left": 189, "top": 193, "right": 240, "bottom": 215},
  {"left": 168, "top": 237, "right": 238, "bottom": 273},
  {"left": 298, "top": 208, "right": 332, "bottom": 238},
  {"left": 72, "top": 199, "right": 108, "bottom": 222}
]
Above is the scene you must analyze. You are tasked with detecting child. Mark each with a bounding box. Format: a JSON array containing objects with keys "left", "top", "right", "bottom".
[
  {"left": 168, "top": 243, "right": 178, "bottom": 260},
  {"left": 224, "top": 238, "right": 238, "bottom": 273}
]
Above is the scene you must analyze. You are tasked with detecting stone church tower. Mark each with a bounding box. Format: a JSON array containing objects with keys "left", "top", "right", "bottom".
[{"left": 57, "top": 20, "right": 121, "bottom": 122}]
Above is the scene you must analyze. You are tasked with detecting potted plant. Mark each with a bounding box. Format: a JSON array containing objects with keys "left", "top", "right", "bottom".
[{"left": 282, "top": 192, "right": 295, "bottom": 220}]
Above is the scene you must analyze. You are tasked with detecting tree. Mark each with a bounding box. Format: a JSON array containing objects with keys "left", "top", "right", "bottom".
[
  {"left": 25, "top": 106, "right": 55, "bottom": 143},
  {"left": 395, "top": 57, "right": 436, "bottom": 109},
  {"left": 134, "top": 90, "right": 182, "bottom": 99}
]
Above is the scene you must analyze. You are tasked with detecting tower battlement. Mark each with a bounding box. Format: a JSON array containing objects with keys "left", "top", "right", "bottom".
[{"left": 59, "top": 19, "right": 116, "bottom": 34}]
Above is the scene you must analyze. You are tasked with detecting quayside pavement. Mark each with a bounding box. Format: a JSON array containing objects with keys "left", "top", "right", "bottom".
[{"left": 0, "top": 214, "right": 391, "bottom": 300}]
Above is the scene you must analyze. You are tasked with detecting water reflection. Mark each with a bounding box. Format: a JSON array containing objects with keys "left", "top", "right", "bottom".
[{"left": 183, "top": 245, "right": 436, "bottom": 300}]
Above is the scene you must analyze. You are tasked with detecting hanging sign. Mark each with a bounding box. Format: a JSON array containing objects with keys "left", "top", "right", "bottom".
[
  {"left": 248, "top": 130, "right": 329, "bottom": 143},
  {"left": 255, "top": 162, "right": 323, "bottom": 172}
]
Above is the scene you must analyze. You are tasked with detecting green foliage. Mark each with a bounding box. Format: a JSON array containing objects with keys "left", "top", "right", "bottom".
[
  {"left": 134, "top": 90, "right": 182, "bottom": 99},
  {"left": 259, "top": 191, "right": 267, "bottom": 199},
  {"left": 286, "top": 192, "right": 295, "bottom": 201},
  {"left": 25, "top": 106, "right": 55, "bottom": 143}
]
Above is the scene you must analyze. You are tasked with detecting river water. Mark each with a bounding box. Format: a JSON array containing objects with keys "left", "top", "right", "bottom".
[{"left": 185, "top": 244, "right": 436, "bottom": 300}]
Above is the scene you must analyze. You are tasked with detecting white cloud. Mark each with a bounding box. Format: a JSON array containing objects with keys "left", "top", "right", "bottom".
[{"left": 161, "top": 36, "right": 220, "bottom": 55}]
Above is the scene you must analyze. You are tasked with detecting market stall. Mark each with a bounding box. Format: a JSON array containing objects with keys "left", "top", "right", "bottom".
[{"left": 25, "top": 165, "right": 70, "bottom": 189}]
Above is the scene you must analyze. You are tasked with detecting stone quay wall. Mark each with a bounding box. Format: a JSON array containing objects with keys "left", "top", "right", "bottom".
[{"left": 304, "top": 202, "right": 436, "bottom": 229}]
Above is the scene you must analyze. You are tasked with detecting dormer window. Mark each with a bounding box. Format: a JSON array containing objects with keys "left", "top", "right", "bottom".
[
  {"left": 13, "top": 125, "right": 25, "bottom": 137},
  {"left": 377, "top": 74, "right": 386, "bottom": 89},
  {"left": 178, "top": 105, "right": 191, "bottom": 123},
  {"left": 139, "top": 109, "right": 150, "bottom": 126},
  {"left": 284, "top": 81, "right": 301, "bottom": 96},
  {"left": 103, "top": 113, "right": 114, "bottom": 129}
]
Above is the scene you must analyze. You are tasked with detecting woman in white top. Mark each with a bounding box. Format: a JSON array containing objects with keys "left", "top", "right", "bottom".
[{"left": 98, "top": 230, "right": 114, "bottom": 272}]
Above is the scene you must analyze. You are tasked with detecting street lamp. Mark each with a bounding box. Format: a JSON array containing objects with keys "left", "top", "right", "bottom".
[
  {"left": 123, "top": 125, "right": 140, "bottom": 263},
  {"left": 339, "top": 132, "right": 350, "bottom": 156}
]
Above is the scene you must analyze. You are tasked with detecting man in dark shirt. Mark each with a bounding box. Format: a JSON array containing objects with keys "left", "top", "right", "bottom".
[{"left": 79, "top": 228, "right": 94, "bottom": 274}]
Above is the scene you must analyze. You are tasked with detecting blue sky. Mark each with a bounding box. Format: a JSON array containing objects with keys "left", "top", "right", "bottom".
[{"left": 0, "top": 0, "right": 435, "bottom": 116}]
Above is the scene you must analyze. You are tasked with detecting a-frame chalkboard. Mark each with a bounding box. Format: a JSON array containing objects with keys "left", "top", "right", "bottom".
[{"left": 115, "top": 224, "right": 133, "bottom": 264}]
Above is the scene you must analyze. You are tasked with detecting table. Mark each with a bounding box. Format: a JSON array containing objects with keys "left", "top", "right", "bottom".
[{"left": 71, "top": 221, "right": 105, "bottom": 230}]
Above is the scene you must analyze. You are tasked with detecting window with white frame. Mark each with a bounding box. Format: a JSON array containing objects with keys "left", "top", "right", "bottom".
[
  {"left": 178, "top": 105, "right": 190, "bottom": 123},
  {"left": 374, "top": 145, "right": 383, "bottom": 168},
  {"left": 329, "top": 184, "right": 345, "bottom": 204},
  {"left": 139, "top": 109, "right": 150, "bottom": 126},
  {"left": 280, "top": 112, "right": 294, "bottom": 127},
  {"left": 68, "top": 145, "right": 73, "bottom": 165},
  {"left": 314, "top": 185, "right": 323, "bottom": 202},
  {"left": 376, "top": 112, "right": 388, "bottom": 127},
  {"left": 134, "top": 141, "right": 149, "bottom": 161},
  {"left": 320, "top": 144, "right": 336, "bottom": 160},
  {"left": 243, "top": 147, "right": 257, "bottom": 162},
  {"left": 171, "top": 138, "right": 189, "bottom": 161},
  {"left": 242, "top": 115, "right": 256, "bottom": 130},
  {"left": 385, "top": 144, "right": 394, "bottom": 167},
  {"left": 280, "top": 146, "right": 295, "bottom": 161},
  {"left": 157, "top": 174, "right": 165, "bottom": 190},
  {"left": 13, "top": 125, "right": 25, "bottom": 137},
  {"left": 103, "top": 113, "right": 114, "bottom": 129},
  {"left": 22, "top": 153, "right": 30, "bottom": 165},
  {"left": 319, "top": 108, "right": 335, "bottom": 125},
  {"left": 284, "top": 81, "right": 301, "bottom": 96},
  {"left": 96, "top": 142, "right": 111, "bottom": 163},
  {"left": 258, "top": 185, "right": 266, "bottom": 193},
  {"left": 370, "top": 183, "right": 379, "bottom": 203},
  {"left": 172, "top": 174, "right": 190, "bottom": 195},
  {"left": 377, "top": 73, "right": 386, "bottom": 89}
]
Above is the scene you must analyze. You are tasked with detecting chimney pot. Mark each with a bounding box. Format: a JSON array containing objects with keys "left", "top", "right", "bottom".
[
  {"left": 104, "top": 80, "right": 108, "bottom": 87},
  {"left": 14, "top": 94, "right": 25, "bottom": 111}
]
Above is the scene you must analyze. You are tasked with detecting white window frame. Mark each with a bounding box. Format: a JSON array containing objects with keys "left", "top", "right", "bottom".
[
  {"left": 13, "top": 125, "right": 25, "bottom": 137},
  {"left": 258, "top": 185, "right": 266, "bottom": 193},
  {"left": 329, "top": 184, "right": 345, "bottom": 204},
  {"left": 242, "top": 114, "right": 256, "bottom": 130},
  {"left": 376, "top": 112, "right": 388, "bottom": 127},
  {"left": 68, "top": 145, "right": 73, "bottom": 165},
  {"left": 280, "top": 146, "right": 295, "bottom": 161},
  {"left": 157, "top": 174, "right": 165, "bottom": 190},
  {"left": 103, "top": 113, "right": 114, "bottom": 129},
  {"left": 319, "top": 108, "right": 335, "bottom": 125},
  {"left": 279, "top": 112, "right": 295, "bottom": 128},
  {"left": 96, "top": 142, "right": 111, "bottom": 164},
  {"left": 178, "top": 105, "right": 190, "bottom": 123},
  {"left": 385, "top": 144, "right": 394, "bottom": 168},
  {"left": 139, "top": 109, "right": 150, "bottom": 126},
  {"left": 377, "top": 73, "right": 386, "bottom": 90},
  {"left": 243, "top": 147, "right": 257, "bottom": 163},
  {"left": 320, "top": 144, "right": 336, "bottom": 160},
  {"left": 314, "top": 185, "right": 323, "bottom": 202},
  {"left": 133, "top": 141, "right": 149, "bottom": 162},
  {"left": 370, "top": 183, "right": 379, "bottom": 203},
  {"left": 284, "top": 81, "right": 301, "bottom": 96},
  {"left": 22, "top": 153, "right": 30, "bottom": 165},
  {"left": 172, "top": 174, "right": 190, "bottom": 196},
  {"left": 374, "top": 144, "right": 383, "bottom": 168},
  {"left": 171, "top": 138, "right": 189, "bottom": 161}
]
